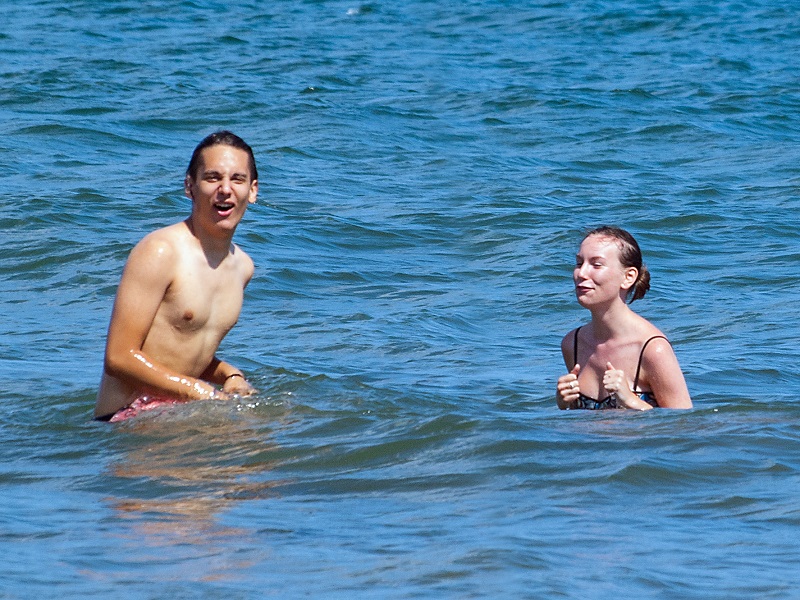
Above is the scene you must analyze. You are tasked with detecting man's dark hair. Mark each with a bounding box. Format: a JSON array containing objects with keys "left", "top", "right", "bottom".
[{"left": 186, "top": 130, "right": 258, "bottom": 181}]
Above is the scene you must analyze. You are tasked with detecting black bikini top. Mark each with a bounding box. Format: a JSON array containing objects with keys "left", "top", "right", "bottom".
[{"left": 572, "top": 326, "right": 667, "bottom": 408}]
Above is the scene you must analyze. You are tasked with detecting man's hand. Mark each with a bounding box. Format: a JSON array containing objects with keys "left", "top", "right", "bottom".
[{"left": 222, "top": 373, "right": 256, "bottom": 397}]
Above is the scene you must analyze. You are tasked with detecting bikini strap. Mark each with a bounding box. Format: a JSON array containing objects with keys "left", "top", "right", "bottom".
[
  {"left": 572, "top": 326, "right": 582, "bottom": 369},
  {"left": 633, "top": 336, "right": 669, "bottom": 391}
]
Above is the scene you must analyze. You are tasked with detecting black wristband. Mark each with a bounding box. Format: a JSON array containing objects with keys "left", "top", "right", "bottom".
[{"left": 225, "top": 373, "right": 245, "bottom": 382}]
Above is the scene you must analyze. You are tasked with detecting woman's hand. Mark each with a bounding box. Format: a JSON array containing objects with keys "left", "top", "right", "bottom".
[
  {"left": 604, "top": 362, "right": 652, "bottom": 410},
  {"left": 556, "top": 364, "right": 581, "bottom": 409}
]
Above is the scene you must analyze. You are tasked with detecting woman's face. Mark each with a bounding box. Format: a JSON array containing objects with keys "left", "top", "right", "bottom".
[{"left": 573, "top": 235, "right": 636, "bottom": 307}]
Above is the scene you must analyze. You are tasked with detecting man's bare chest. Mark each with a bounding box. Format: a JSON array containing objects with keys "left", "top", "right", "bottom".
[{"left": 159, "top": 261, "right": 244, "bottom": 335}]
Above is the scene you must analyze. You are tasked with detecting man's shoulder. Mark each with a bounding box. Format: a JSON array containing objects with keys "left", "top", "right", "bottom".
[
  {"left": 231, "top": 241, "right": 253, "bottom": 260},
  {"left": 129, "top": 222, "right": 191, "bottom": 263},
  {"left": 140, "top": 221, "right": 192, "bottom": 246},
  {"left": 231, "top": 243, "right": 255, "bottom": 277}
]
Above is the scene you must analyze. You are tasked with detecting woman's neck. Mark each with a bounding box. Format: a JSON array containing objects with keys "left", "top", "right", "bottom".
[{"left": 588, "top": 298, "right": 636, "bottom": 341}]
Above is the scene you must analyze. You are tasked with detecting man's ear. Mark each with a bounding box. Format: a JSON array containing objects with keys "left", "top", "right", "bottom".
[
  {"left": 248, "top": 180, "right": 258, "bottom": 204},
  {"left": 184, "top": 175, "right": 193, "bottom": 200}
]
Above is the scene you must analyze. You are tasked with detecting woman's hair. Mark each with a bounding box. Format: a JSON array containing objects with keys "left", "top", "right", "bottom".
[
  {"left": 186, "top": 130, "right": 258, "bottom": 181},
  {"left": 584, "top": 225, "right": 650, "bottom": 303}
]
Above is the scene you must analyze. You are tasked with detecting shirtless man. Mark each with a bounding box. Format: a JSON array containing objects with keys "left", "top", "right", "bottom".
[{"left": 94, "top": 131, "right": 258, "bottom": 421}]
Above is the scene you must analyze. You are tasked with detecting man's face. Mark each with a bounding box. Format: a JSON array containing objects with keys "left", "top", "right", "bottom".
[{"left": 185, "top": 144, "right": 257, "bottom": 232}]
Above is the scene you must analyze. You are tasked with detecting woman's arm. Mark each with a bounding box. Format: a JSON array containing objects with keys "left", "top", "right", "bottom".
[
  {"left": 556, "top": 331, "right": 581, "bottom": 409},
  {"left": 638, "top": 338, "right": 693, "bottom": 409},
  {"left": 604, "top": 362, "right": 655, "bottom": 411}
]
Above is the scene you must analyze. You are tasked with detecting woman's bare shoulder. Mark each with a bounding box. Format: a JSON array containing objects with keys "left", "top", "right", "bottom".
[
  {"left": 561, "top": 326, "right": 581, "bottom": 348},
  {"left": 631, "top": 313, "right": 668, "bottom": 342}
]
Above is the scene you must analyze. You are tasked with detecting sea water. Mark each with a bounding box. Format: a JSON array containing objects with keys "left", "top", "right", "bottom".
[{"left": 1, "top": 1, "right": 799, "bottom": 598}]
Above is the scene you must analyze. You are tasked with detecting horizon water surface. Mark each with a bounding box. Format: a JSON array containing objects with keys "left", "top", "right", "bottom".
[{"left": 2, "top": 1, "right": 800, "bottom": 598}]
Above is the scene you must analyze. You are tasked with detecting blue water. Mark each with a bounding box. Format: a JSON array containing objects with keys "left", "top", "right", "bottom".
[{"left": 2, "top": 1, "right": 800, "bottom": 597}]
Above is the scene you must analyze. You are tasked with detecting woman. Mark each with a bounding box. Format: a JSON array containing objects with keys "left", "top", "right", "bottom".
[{"left": 556, "top": 226, "right": 692, "bottom": 410}]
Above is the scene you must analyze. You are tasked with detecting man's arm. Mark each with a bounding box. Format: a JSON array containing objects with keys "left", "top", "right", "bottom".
[
  {"left": 200, "top": 357, "right": 256, "bottom": 395},
  {"left": 102, "top": 233, "right": 222, "bottom": 403},
  {"left": 198, "top": 246, "right": 257, "bottom": 396}
]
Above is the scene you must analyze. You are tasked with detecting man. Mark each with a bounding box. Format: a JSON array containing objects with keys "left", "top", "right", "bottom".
[{"left": 95, "top": 131, "right": 258, "bottom": 421}]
